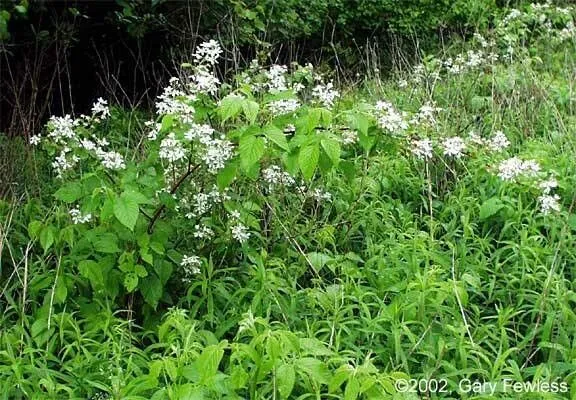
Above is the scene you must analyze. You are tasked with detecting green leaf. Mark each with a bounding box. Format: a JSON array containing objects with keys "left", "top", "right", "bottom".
[
  {"left": 78, "top": 260, "right": 105, "bottom": 290},
  {"left": 54, "top": 182, "right": 82, "bottom": 203},
  {"left": 114, "top": 191, "right": 140, "bottom": 231},
  {"left": 242, "top": 100, "right": 259, "bottom": 124},
  {"left": 349, "top": 112, "right": 370, "bottom": 135},
  {"left": 344, "top": 376, "right": 360, "bottom": 400},
  {"left": 28, "top": 221, "right": 43, "bottom": 239},
  {"left": 92, "top": 233, "right": 121, "bottom": 253},
  {"left": 124, "top": 272, "right": 139, "bottom": 292},
  {"left": 140, "top": 274, "right": 162, "bottom": 309},
  {"left": 197, "top": 343, "right": 225, "bottom": 384},
  {"left": 307, "top": 252, "right": 332, "bottom": 274},
  {"left": 218, "top": 94, "right": 244, "bottom": 122},
  {"left": 263, "top": 125, "right": 289, "bottom": 150},
  {"left": 277, "top": 363, "right": 295, "bottom": 399},
  {"left": 296, "top": 358, "right": 330, "bottom": 385},
  {"left": 239, "top": 135, "right": 265, "bottom": 170},
  {"left": 298, "top": 144, "right": 319, "bottom": 180},
  {"left": 217, "top": 161, "right": 237, "bottom": 190},
  {"left": 479, "top": 197, "right": 504, "bottom": 220},
  {"left": 39, "top": 226, "right": 55, "bottom": 252},
  {"left": 321, "top": 138, "right": 341, "bottom": 166}
]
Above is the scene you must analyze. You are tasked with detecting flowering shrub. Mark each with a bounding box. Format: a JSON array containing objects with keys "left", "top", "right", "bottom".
[
  {"left": 8, "top": 4, "right": 576, "bottom": 398},
  {"left": 30, "top": 2, "right": 575, "bottom": 308}
]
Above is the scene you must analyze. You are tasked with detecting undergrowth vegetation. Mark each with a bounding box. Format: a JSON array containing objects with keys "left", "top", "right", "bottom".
[{"left": 2, "top": 3, "right": 576, "bottom": 399}]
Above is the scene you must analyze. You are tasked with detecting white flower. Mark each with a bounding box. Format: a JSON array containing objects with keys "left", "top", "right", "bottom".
[
  {"left": 91, "top": 98, "right": 110, "bottom": 119},
  {"left": 398, "top": 79, "right": 408, "bottom": 88},
  {"left": 69, "top": 207, "right": 92, "bottom": 224},
  {"left": 411, "top": 139, "right": 433, "bottom": 160},
  {"left": 184, "top": 123, "right": 214, "bottom": 144},
  {"left": 538, "top": 178, "right": 558, "bottom": 194},
  {"left": 265, "top": 65, "right": 288, "bottom": 92},
  {"left": 155, "top": 80, "right": 196, "bottom": 118},
  {"left": 229, "top": 210, "right": 241, "bottom": 220},
  {"left": 538, "top": 194, "right": 561, "bottom": 215},
  {"left": 145, "top": 121, "right": 162, "bottom": 141},
  {"left": 496, "top": 157, "right": 540, "bottom": 181},
  {"left": 181, "top": 255, "right": 202, "bottom": 280},
  {"left": 411, "top": 102, "right": 442, "bottom": 126},
  {"left": 268, "top": 99, "right": 300, "bottom": 116},
  {"left": 341, "top": 130, "right": 358, "bottom": 145},
  {"left": 262, "top": 165, "right": 295, "bottom": 189},
  {"left": 193, "top": 40, "right": 222, "bottom": 66},
  {"left": 29, "top": 134, "right": 41, "bottom": 146},
  {"left": 96, "top": 150, "right": 126, "bottom": 170},
  {"left": 193, "top": 224, "right": 214, "bottom": 239},
  {"left": 312, "top": 81, "right": 339, "bottom": 108},
  {"left": 52, "top": 147, "right": 79, "bottom": 177},
  {"left": 488, "top": 131, "right": 510, "bottom": 152},
  {"left": 159, "top": 134, "right": 186, "bottom": 163},
  {"left": 47, "top": 115, "right": 76, "bottom": 144},
  {"left": 441, "top": 137, "right": 466, "bottom": 158},
  {"left": 311, "top": 188, "right": 332, "bottom": 202},
  {"left": 375, "top": 101, "right": 409, "bottom": 134},
  {"left": 201, "top": 137, "right": 234, "bottom": 173},
  {"left": 467, "top": 131, "right": 485, "bottom": 146},
  {"left": 231, "top": 223, "right": 250, "bottom": 243},
  {"left": 190, "top": 67, "right": 220, "bottom": 95},
  {"left": 80, "top": 139, "right": 97, "bottom": 151}
]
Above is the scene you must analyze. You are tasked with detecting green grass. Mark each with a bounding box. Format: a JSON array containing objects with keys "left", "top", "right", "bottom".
[{"left": 1, "top": 4, "right": 576, "bottom": 399}]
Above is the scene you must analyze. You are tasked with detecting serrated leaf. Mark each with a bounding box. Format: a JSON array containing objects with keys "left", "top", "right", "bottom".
[
  {"left": 218, "top": 94, "right": 244, "bottom": 122},
  {"left": 39, "top": 226, "right": 55, "bottom": 252},
  {"left": 277, "top": 363, "right": 295, "bottom": 399},
  {"left": 54, "top": 182, "right": 82, "bottom": 203},
  {"left": 263, "top": 125, "right": 288, "bottom": 150},
  {"left": 242, "top": 100, "right": 259, "bottom": 124},
  {"left": 239, "top": 135, "right": 265, "bottom": 170},
  {"left": 140, "top": 274, "right": 162, "bottom": 309},
  {"left": 479, "top": 197, "right": 504, "bottom": 220},
  {"left": 92, "top": 233, "right": 120, "bottom": 253},
  {"left": 114, "top": 191, "right": 140, "bottom": 231},
  {"left": 306, "top": 252, "right": 332, "bottom": 274},
  {"left": 321, "top": 138, "right": 341, "bottom": 166},
  {"left": 299, "top": 144, "right": 319, "bottom": 180}
]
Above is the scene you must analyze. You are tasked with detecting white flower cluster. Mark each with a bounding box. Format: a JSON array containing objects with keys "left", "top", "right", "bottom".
[
  {"left": 229, "top": 211, "right": 250, "bottom": 244},
  {"left": 202, "top": 137, "right": 234, "bottom": 173},
  {"left": 312, "top": 81, "right": 339, "bottom": 108},
  {"left": 262, "top": 165, "right": 295, "bottom": 190},
  {"left": 183, "top": 186, "right": 229, "bottom": 218},
  {"left": 155, "top": 77, "right": 196, "bottom": 120},
  {"left": 497, "top": 157, "right": 540, "bottom": 181},
  {"left": 192, "top": 39, "right": 222, "bottom": 66},
  {"left": 495, "top": 157, "right": 562, "bottom": 215},
  {"left": 265, "top": 65, "right": 288, "bottom": 92},
  {"left": 193, "top": 224, "right": 214, "bottom": 239},
  {"left": 411, "top": 139, "right": 433, "bottom": 160},
  {"left": 410, "top": 102, "right": 443, "bottom": 126},
  {"left": 145, "top": 120, "right": 162, "bottom": 141},
  {"left": 91, "top": 97, "right": 111, "bottom": 119},
  {"left": 341, "top": 130, "right": 358, "bottom": 145},
  {"left": 310, "top": 188, "right": 332, "bottom": 202},
  {"left": 268, "top": 99, "right": 300, "bottom": 116},
  {"left": 181, "top": 255, "right": 201, "bottom": 280},
  {"left": 374, "top": 101, "right": 409, "bottom": 134},
  {"left": 69, "top": 206, "right": 92, "bottom": 224},
  {"left": 159, "top": 133, "right": 186, "bottom": 163},
  {"left": 441, "top": 137, "right": 466, "bottom": 158}
]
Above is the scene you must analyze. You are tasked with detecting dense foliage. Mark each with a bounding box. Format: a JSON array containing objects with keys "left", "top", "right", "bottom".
[{"left": 2, "top": 2, "right": 576, "bottom": 399}]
